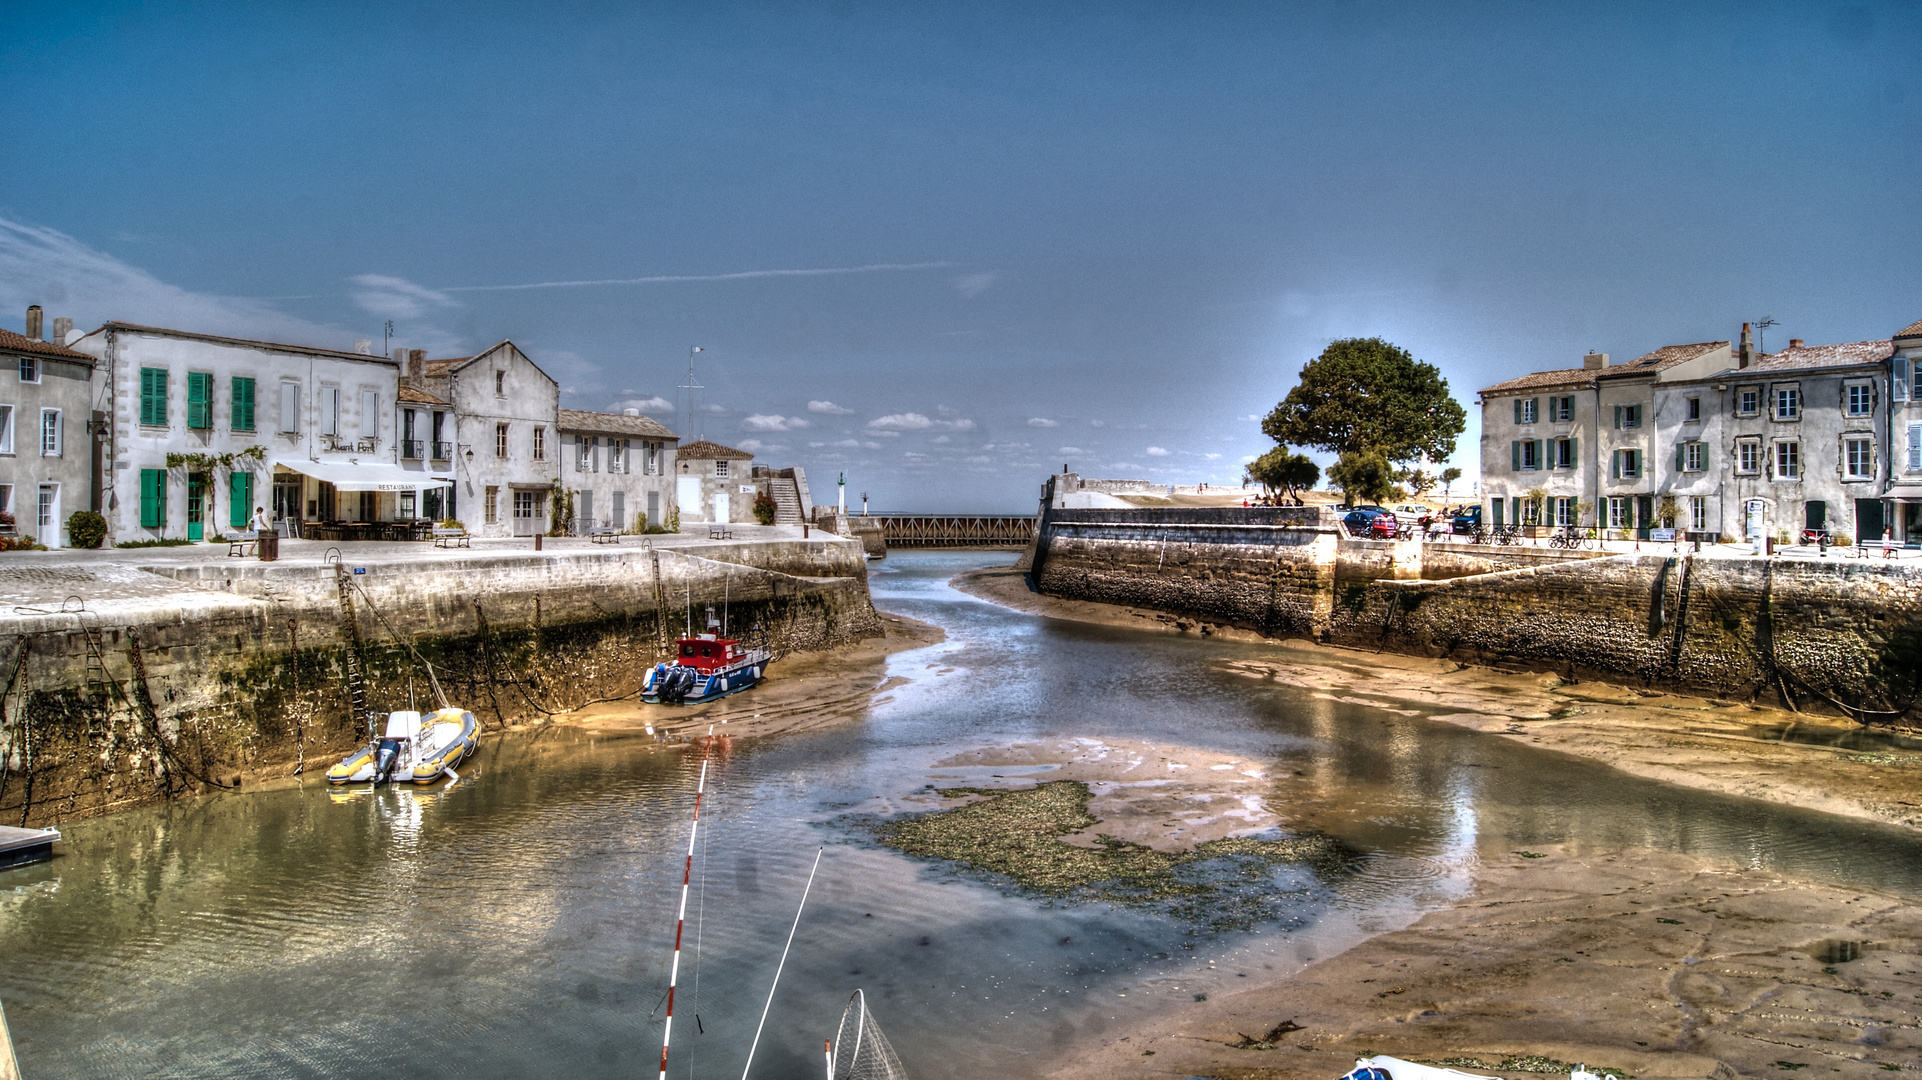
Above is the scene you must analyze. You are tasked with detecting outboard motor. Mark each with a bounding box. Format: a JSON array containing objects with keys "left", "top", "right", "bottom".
[
  {"left": 374, "top": 711, "right": 421, "bottom": 785},
  {"left": 373, "top": 738, "right": 403, "bottom": 784}
]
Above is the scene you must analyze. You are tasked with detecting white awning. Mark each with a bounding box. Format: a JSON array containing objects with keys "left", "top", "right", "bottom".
[
  {"left": 275, "top": 460, "right": 453, "bottom": 492},
  {"left": 1885, "top": 485, "right": 1922, "bottom": 501}
]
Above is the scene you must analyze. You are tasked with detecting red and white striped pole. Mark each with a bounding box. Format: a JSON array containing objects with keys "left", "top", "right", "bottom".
[{"left": 659, "top": 725, "right": 716, "bottom": 1080}]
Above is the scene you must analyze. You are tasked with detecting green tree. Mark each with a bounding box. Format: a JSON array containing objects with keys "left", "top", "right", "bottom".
[
  {"left": 1244, "top": 446, "right": 1320, "bottom": 500},
  {"left": 1262, "top": 338, "right": 1467, "bottom": 466},
  {"left": 1403, "top": 469, "right": 1435, "bottom": 498},
  {"left": 1439, "top": 467, "right": 1462, "bottom": 499},
  {"left": 1327, "top": 450, "right": 1399, "bottom": 506}
]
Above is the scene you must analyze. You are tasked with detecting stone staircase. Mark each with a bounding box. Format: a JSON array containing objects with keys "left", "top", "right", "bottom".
[{"left": 769, "top": 476, "right": 803, "bottom": 524}]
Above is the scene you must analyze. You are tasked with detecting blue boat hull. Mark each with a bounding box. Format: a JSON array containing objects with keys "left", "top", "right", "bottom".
[{"left": 642, "top": 662, "right": 767, "bottom": 705}]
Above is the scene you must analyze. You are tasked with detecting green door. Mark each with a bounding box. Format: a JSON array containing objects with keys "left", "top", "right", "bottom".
[
  {"left": 187, "top": 472, "right": 206, "bottom": 541},
  {"left": 1635, "top": 495, "right": 1653, "bottom": 541}
]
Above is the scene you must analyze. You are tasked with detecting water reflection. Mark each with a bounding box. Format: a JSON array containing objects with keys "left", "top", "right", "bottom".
[{"left": 1, "top": 550, "right": 1919, "bottom": 1080}]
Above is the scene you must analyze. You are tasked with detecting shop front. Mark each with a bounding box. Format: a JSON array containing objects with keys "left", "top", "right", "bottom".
[{"left": 271, "top": 461, "right": 453, "bottom": 540}]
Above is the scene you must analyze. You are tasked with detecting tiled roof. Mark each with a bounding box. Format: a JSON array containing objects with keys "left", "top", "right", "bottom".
[
  {"left": 423, "top": 357, "right": 471, "bottom": 375},
  {"left": 674, "top": 439, "right": 754, "bottom": 460},
  {"left": 557, "top": 408, "right": 677, "bottom": 439},
  {"left": 397, "top": 385, "right": 450, "bottom": 406},
  {"left": 1747, "top": 339, "right": 1893, "bottom": 373},
  {"left": 0, "top": 327, "right": 93, "bottom": 361},
  {"left": 79, "top": 321, "right": 396, "bottom": 364},
  {"left": 1479, "top": 367, "right": 1596, "bottom": 396},
  {"left": 1598, "top": 340, "right": 1728, "bottom": 378},
  {"left": 1895, "top": 317, "right": 1922, "bottom": 341}
]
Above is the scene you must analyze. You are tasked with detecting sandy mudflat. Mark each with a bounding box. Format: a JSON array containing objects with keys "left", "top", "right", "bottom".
[{"left": 953, "top": 566, "right": 1922, "bottom": 834}]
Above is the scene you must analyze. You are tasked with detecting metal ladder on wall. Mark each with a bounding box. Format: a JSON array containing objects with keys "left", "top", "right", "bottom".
[
  {"left": 649, "top": 547, "right": 671, "bottom": 658},
  {"left": 331, "top": 559, "right": 373, "bottom": 738}
]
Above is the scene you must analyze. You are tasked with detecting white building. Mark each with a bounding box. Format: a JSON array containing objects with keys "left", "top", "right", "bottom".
[
  {"left": 1886, "top": 318, "right": 1922, "bottom": 543},
  {"left": 402, "top": 341, "right": 560, "bottom": 537},
  {"left": 1, "top": 306, "right": 98, "bottom": 547},
  {"left": 556, "top": 408, "right": 679, "bottom": 532},
  {"left": 70, "top": 322, "right": 443, "bottom": 542},
  {"left": 673, "top": 440, "right": 757, "bottom": 524}
]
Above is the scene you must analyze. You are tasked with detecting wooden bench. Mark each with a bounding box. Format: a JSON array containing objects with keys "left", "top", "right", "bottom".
[
  {"left": 432, "top": 527, "right": 470, "bottom": 548},
  {"left": 588, "top": 526, "right": 621, "bottom": 544},
  {"left": 708, "top": 525, "right": 735, "bottom": 540},
  {"left": 227, "top": 532, "right": 258, "bottom": 557}
]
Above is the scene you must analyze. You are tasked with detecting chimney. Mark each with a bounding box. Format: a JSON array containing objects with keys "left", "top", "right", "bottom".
[
  {"left": 52, "top": 316, "right": 72, "bottom": 345},
  {"left": 408, "top": 349, "right": 425, "bottom": 379},
  {"left": 392, "top": 346, "right": 407, "bottom": 365},
  {"left": 353, "top": 339, "right": 372, "bottom": 354},
  {"left": 1738, "top": 322, "right": 1753, "bottom": 369},
  {"left": 24, "top": 305, "right": 42, "bottom": 341},
  {"left": 1788, "top": 338, "right": 1804, "bottom": 349},
  {"left": 1583, "top": 352, "right": 1609, "bottom": 370},
  {"left": 623, "top": 407, "right": 640, "bottom": 416}
]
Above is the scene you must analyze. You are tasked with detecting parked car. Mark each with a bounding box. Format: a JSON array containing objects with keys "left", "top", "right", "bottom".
[
  {"left": 1451, "top": 506, "right": 1482, "bottom": 535},
  {"left": 1342, "top": 507, "right": 1399, "bottom": 539},
  {"left": 1393, "top": 503, "right": 1436, "bottom": 527}
]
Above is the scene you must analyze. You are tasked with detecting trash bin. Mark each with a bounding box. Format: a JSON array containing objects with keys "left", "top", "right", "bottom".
[{"left": 257, "top": 531, "right": 279, "bottom": 562}]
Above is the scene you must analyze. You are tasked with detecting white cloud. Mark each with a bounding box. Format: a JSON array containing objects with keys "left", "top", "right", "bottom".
[
  {"left": 870, "top": 429, "right": 901, "bottom": 438},
  {"left": 1090, "top": 420, "right": 1106, "bottom": 428},
  {"left": 612, "top": 395, "right": 675, "bottom": 413},
  {"left": 700, "top": 403, "right": 731, "bottom": 415},
  {"left": 742, "top": 413, "right": 808, "bottom": 432},
  {"left": 349, "top": 273, "right": 458, "bottom": 320},
  {"left": 1240, "top": 454, "right": 1258, "bottom": 464},
  {"left": 1059, "top": 446, "right": 1086, "bottom": 455},
  {"left": 1146, "top": 446, "right": 1171, "bottom": 456},
  {"left": 964, "top": 455, "right": 992, "bottom": 463},
  {"left": 867, "top": 412, "right": 976, "bottom": 432},
  {"left": 832, "top": 438, "right": 885, "bottom": 450},
  {"left": 1027, "top": 417, "right": 1058, "bottom": 427},
  {"left": 737, "top": 438, "right": 786, "bottom": 453},
  {"left": 807, "top": 400, "right": 856, "bottom": 415},
  {"left": 933, "top": 435, "right": 951, "bottom": 444},
  {"left": 954, "top": 272, "right": 998, "bottom": 298},
  {"left": 1239, "top": 414, "right": 1261, "bottom": 422},
  {"left": 1204, "top": 453, "right": 1222, "bottom": 460}
]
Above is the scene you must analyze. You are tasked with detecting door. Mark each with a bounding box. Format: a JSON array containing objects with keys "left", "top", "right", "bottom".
[
  {"left": 578, "top": 490, "right": 593, "bottom": 532},
  {"left": 186, "top": 472, "right": 206, "bottom": 541},
  {"left": 1804, "top": 501, "right": 1826, "bottom": 534},
  {"left": 512, "top": 489, "right": 546, "bottom": 535},
  {"left": 37, "top": 484, "right": 58, "bottom": 547},
  {"left": 677, "top": 476, "right": 700, "bottom": 520},
  {"left": 611, "top": 492, "right": 624, "bottom": 532},
  {"left": 1635, "top": 495, "right": 1653, "bottom": 540},
  {"left": 1745, "top": 499, "right": 1768, "bottom": 548},
  {"left": 273, "top": 475, "right": 303, "bottom": 536},
  {"left": 1856, "top": 499, "right": 1885, "bottom": 545},
  {"left": 713, "top": 492, "right": 729, "bottom": 523},
  {"left": 647, "top": 491, "right": 660, "bottom": 530}
]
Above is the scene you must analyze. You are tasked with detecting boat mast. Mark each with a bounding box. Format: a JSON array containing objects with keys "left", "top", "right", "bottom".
[{"left": 658, "top": 725, "right": 717, "bottom": 1080}]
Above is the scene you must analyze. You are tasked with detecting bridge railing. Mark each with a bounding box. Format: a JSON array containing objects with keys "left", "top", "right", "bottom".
[{"left": 865, "top": 514, "right": 1038, "bottom": 547}]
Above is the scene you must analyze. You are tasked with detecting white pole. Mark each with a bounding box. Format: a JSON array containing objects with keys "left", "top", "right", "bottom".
[
  {"left": 658, "top": 726, "right": 717, "bottom": 1080},
  {"left": 0, "top": 993, "right": 20, "bottom": 1080},
  {"left": 740, "top": 847, "right": 825, "bottom": 1080},
  {"left": 824, "top": 1040, "right": 834, "bottom": 1080}
]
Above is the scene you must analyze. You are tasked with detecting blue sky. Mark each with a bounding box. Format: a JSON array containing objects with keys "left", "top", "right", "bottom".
[{"left": 3, "top": 2, "right": 1917, "bottom": 511}]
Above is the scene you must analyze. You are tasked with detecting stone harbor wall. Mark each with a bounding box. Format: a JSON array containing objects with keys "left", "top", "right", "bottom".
[
  {"left": 0, "top": 538, "right": 881, "bottom": 827},
  {"left": 1030, "top": 508, "right": 1920, "bottom": 713}
]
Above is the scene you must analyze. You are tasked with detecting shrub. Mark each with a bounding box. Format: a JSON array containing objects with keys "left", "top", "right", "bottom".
[
  {"left": 0, "top": 534, "right": 45, "bottom": 552},
  {"left": 116, "top": 537, "right": 195, "bottom": 548},
  {"left": 67, "top": 510, "right": 107, "bottom": 549},
  {"left": 752, "top": 491, "right": 777, "bottom": 525},
  {"left": 439, "top": 519, "right": 465, "bottom": 530}
]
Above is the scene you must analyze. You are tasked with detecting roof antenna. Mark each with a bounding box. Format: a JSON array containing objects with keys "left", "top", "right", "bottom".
[
  {"left": 383, "top": 320, "right": 394, "bottom": 356},
  {"left": 681, "top": 347, "right": 706, "bottom": 441},
  {"left": 1754, "top": 316, "right": 1777, "bottom": 355}
]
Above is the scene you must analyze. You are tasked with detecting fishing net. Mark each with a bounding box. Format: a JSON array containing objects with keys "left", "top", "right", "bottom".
[{"left": 829, "top": 989, "right": 909, "bottom": 1080}]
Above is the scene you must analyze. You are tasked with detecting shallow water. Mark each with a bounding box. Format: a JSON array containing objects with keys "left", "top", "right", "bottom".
[{"left": 5, "top": 549, "right": 1922, "bottom": 1079}]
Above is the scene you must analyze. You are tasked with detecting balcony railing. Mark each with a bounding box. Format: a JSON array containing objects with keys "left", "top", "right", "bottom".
[
  {"left": 431, "top": 440, "right": 454, "bottom": 460},
  {"left": 401, "top": 439, "right": 425, "bottom": 460}
]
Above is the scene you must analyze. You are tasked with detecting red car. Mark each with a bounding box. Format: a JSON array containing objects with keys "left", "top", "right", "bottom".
[{"left": 1341, "top": 507, "right": 1399, "bottom": 538}]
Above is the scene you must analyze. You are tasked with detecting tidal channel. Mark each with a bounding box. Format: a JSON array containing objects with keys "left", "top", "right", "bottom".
[{"left": 4, "top": 550, "right": 1922, "bottom": 1079}]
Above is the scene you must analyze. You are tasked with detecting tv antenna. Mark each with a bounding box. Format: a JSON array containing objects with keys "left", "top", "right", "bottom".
[
  {"left": 1754, "top": 316, "right": 1778, "bottom": 354},
  {"left": 382, "top": 320, "right": 394, "bottom": 356},
  {"left": 680, "top": 346, "right": 705, "bottom": 440}
]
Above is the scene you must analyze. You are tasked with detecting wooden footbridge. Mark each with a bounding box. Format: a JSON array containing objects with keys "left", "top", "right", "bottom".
[{"left": 868, "top": 514, "right": 1037, "bottom": 548}]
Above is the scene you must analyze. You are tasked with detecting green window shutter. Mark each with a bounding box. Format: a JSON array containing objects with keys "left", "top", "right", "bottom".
[
  {"left": 230, "top": 471, "right": 253, "bottom": 529},
  {"left": 1612, "top": 404, "right": 1622, "bottom": 430},
  {"left": 1511, "top": 441, "right": 1520, "bottom": 470},
  {"left": 232, "top": 377, "right": 256, "bottom": 431},
  {"left": 1610, "top": 450, "right": 1620, "bottom": 479},
  {"left": 1675, "top": 443, "right": 1684, "bottom": 471},
  {"left": 1698, "top": 443, "right": 1707, "bottom": 471},
  {"left": 1512, "top": 399, "right": 1522, "bottom": 423},
  {"left": 187, "top": 371, "right": 212, "bottom": 429},
  {"left": 1530, "top": 397, "right": 1540, "bottom": 421},
  {"left": 1569, "top": 437, "right": 1577, "bottom": 466},
  {"left": 1536, "top": 439, "right": 1545, "bottom": 469},
  {"left": 140, "top": 469, "right": 166, "bottom": 528},
  {"left": 140, "top": 367, "right": 168, "bottom": 427}
]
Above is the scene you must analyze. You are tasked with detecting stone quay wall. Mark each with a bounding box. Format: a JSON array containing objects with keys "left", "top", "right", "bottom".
[
  {"left": 1029, "top": 508, "right": 1920, "bottom": 713},
  {"left": 0, "top": 538, "right": 882, "bottom": 826}
]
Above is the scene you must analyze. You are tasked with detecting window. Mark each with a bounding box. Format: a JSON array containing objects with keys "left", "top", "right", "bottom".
[
  {"left": 399, "top": 491, "right": 416, "bottom": 519},
  {"left": 140, "top": 367, "right": 168, "bottom": 426},
  {"left": 1773, "top": 386, "right": 1800, "bottom": 420},
  {"left": 1608, "top": 497, "right": 1628, "bottom": 529},
  {"left": 39, "top": 408, "right": 59, "bottom": 457},
  {"left": 0, "top": 404, "right": 12, "bottom": 453},
  {"left": 319, "top": 386, "right": 340, "bottom": 436},
  {"left": 715, "top": 459, "right": 729, "bottom": 478},
  {"left": 1910, "top": 423, "right": 1922, "bottom": 471},
  {"left": 1613, "top": 403, "right": 1642, "bottom": 429},
  {"left": 1612, "top": 448, "right": 1641, "bottom": 479},
  {"left": 1685, "top": 396, "right": 1701, "bottom": 421},
  {"left": 495, "top": 422, "right": 509, "bottom": 458},
  {"left": 17, "top": 356, "right": 38, "bottom": 383},
  {"left": 187, "top": 371, "right": 213, "bottom": 430},
  {"left": 532, "top": 426, "right": 546, "bottom": 461},
  {"left": 1513, "top": 439, "right": 1540, "bottom": 471},
  {"left": 1520, "top": 498, "right": 1541, "bottom": 526},
  {"left": 359, "top": 389, "right": 379, "bottom": 439},
  {"left": 1553, "top": 437, "right": 1574, "bottom": 469},
  {"left": 1847, "top": 384, "right": 1872, "bottom": 417},
  {"left": 575, "top": 434, "right": 591, "bottom": 472},
  {"left": 645, "top": 441, "right": 659, "bottom": 474},
  {"left": 231, "top": 376, "right": 256, "bottom": 432},
  {"left": 1690, "top": 496, "right": 1707, "bottom": 532},
  {"left": 1551, "top": 396, "right": 1574, "bottom": 422},
  {"left": 0, "top": 485, "right": 9, "bottom": 516},
  {"left": 1737, "top": 387, "right": 1760, "bottom": 416},
  {"left": 1899, "top": 359, "right": 1912, "bottom": 402},
  {"left": 495, "top": 371, "right": 505, "bottom": 396},
  {"left": 401, "top": 410, "right": 421, "bottom": 459},
  {"left": 1845, "top": 437, "right": 1874, "bottom": 480},
  {"left": 278, "top": 381, "right": 300, "bottom": 434},
  {"left": 1516, "top": 398, "right": 1538, "bottom": 424},
  {"left": 1775, "top": 441, "right": 1800, "bottom": 480},
  {"left": 1554, "top": 496, "right": 1574, "bottom": 526},
  {"left": 140, "top": 468, "right": 166, "bottom": 528},
  {"left": 1737, "top": 439, "right": 1761, "bottom": 474},
  {"left": 514, "top": 490, "right": 539, "bottom": 520},
  {"left": 1680, "top": 441, "right": 1704, "bottom": 472},
  {"left": 485, "top": 486, "right": 499, "bottom": 524},
  {"left": 37, "top": 485, "right": 52, "bottom": 531},
  {"left": 610, "top": 439, "right": 627, "bottom": 473}
]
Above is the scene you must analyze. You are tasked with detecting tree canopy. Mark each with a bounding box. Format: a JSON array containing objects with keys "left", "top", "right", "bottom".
[
  {"left": 1261, "top": 338, "right": 1466, "bottom": 465},
  {"left": 1327, "top": 450, "right": 1399, "bottom": 506},
  {"left": 1244, "top": 446, "right": 1320, "bottom": 499}
]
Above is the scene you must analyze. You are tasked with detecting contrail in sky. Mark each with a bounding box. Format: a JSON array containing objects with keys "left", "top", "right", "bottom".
[{"left": 442, "top": 261, "right": 955, "bottom": 292}]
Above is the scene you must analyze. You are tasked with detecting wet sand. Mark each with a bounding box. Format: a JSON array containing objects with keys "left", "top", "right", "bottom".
[{"left": 951, "top": 566, "right": 1922, "bottom": 1079}]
